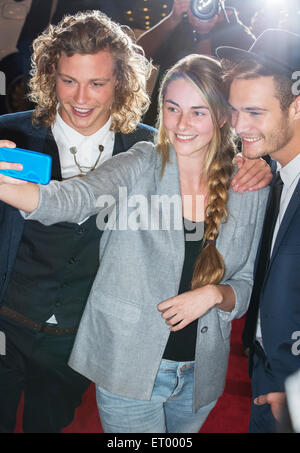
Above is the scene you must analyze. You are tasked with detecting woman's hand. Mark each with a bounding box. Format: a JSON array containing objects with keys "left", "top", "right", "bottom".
[
  {"left": 157, "top": 285, "right": 222, "bottom": 332},
  {"left": 0, "top": 140, "right": 27, "bottom": 185}
]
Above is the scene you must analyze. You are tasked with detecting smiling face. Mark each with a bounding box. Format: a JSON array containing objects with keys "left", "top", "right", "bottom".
[
  {"left": 163, "top": 77, "right": 215, "bottom": 162},
  {"left": 55, "top": 49, "right": 117, "bottom": 136},
  {"left": 229, "top": 76, "right": 295, "bottom": 165}
]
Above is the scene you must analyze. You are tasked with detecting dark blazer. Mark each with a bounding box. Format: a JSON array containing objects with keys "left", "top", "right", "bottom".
[
  {"left": 246, "top": 170, "right": 300, "bottom": 392},
  {"left": 0, "top": 110, "right": 156, "bottom": 304}
]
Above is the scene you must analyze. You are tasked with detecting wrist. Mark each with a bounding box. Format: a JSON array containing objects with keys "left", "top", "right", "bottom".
[
  {"left": 209, "top": 284, "right": 224, "bottom": 306},
  {"left": 193, "top": 31, "right": 211, "bottom": 42},
  {"left": 201, "top": 284, "right": 223, "bottom": 309},
  {"left": 198, "top": 32, "right": 211, "bottom": 39}
]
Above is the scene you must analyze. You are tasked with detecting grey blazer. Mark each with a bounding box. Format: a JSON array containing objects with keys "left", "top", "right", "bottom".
[{"left": 23, "top": 142, "right": 269, "bottom": 411}]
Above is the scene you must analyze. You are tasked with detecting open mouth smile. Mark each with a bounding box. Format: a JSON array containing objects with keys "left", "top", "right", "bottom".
[
  {"left": 175, "top": 134, "right": 197, "bottom": 142},
  {"left": 71, "top": 106, "right": 94, "bottom": 117},
  {"left": 241, "top": 136, "right": 263, "bottom": 144}
]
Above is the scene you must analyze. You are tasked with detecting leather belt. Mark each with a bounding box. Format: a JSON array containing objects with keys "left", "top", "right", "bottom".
[{"left": 0, "top": 305, "right": 77, "bottom": 335}]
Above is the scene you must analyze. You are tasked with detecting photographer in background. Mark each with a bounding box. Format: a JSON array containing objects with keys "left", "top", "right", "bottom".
[{"left": 137, "top": 0, "right": 255, "bottom": 127}]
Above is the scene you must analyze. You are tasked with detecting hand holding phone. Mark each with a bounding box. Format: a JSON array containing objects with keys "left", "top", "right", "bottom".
[{"left": 0, "top": 145, "right": 52, "bottom": 184}]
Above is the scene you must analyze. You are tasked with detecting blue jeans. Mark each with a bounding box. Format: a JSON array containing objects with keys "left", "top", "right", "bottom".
[{"left": 96, "top": 359, "right": 217, "bottom": 433}]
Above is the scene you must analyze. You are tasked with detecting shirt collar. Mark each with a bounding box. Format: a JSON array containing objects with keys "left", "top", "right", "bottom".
[
  {"left": 278, "top": 152, "right": 300, "bottom": 189},
  {"left": 52, "top": 111, "right": 112, "bottom": 148}
]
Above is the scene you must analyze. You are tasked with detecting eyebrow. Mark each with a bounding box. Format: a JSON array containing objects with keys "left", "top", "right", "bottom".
[
  {"left": 229, "top": 103, "right": 268, "bottom": 112},
  {"left": 165, "top": 99, "right": 209, "bottom": 110},
  {"left": 57, "top": 72, "right": 110, "bottom": 82}
]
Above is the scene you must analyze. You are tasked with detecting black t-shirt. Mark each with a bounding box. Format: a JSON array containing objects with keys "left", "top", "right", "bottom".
[{"left": 163, "top": 219, "right": 204, "bottom": 361}]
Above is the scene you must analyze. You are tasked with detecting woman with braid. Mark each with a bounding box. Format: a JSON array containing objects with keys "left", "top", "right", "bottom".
[{"left": 0, "top": 54, "right": 268, "bottom": 433}]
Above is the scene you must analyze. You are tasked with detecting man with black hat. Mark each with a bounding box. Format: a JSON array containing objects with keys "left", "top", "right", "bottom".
[{"left": 217, "top": 29, "right": 300, "bottom": 433}]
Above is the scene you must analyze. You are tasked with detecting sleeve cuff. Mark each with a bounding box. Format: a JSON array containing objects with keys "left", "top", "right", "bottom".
[{"left": 217, "top": 279, "right": 252, "bottom": 322}]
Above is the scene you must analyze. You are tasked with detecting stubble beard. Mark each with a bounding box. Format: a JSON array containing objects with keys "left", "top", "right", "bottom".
[{"left": 242, "top": 115, "right": 294, "bottom": 161}]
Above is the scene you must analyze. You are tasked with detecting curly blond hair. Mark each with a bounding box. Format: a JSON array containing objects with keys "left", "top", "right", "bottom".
[
  {"left": 28, "top": 10, "right": 152, "bottom": 133},
  {"left": 156, "top": 54, "right": 236, "bottom": 289}
]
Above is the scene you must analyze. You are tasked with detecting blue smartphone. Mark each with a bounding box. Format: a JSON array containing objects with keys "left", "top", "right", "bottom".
[{"left": 0, "top": 147, "right": 52, "bottom": 184}]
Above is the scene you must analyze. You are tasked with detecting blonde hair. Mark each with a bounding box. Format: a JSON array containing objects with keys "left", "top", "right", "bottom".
[
  {"left": 156, "top": 54, "right": 236, "bottom": 289},
  {"left": 28, "top": 10, "right": 152, "bottom": 133}
]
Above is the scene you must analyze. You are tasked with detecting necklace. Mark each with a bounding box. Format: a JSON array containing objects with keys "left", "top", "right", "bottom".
[{"left": 69, "top": 144, "right": 104, "bottom": 174}]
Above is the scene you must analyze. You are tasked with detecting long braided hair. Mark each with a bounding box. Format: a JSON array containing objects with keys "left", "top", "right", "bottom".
[{"left": 156, "top": 54, "right": 236, "bottom": 289}]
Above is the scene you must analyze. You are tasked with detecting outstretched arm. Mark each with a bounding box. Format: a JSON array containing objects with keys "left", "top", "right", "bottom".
[{"left": 0, "top": 139, "right": 156, "bottom": 226}]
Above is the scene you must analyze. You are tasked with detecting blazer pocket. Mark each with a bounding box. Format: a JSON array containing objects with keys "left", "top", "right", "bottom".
[{"left": 95, "top": 288, "right": 141, "bottom": 324}]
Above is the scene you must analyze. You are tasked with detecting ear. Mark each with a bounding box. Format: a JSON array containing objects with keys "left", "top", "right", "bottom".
[
  {"left": 51, "top": 63, "right": 58, "bottom": 79},
  {"left": 290, "top": 95, "right": 300, "bottom": 120}
]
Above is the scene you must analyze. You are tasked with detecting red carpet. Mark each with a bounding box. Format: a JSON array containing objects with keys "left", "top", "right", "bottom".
[{"left": 15, "top": 317, "right": 251, "bottom": 433}]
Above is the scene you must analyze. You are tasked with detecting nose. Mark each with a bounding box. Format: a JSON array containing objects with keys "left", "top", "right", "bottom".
[
  {"left": 73, "top": 84, "right": 89, "bottom": 105},
  {"left": 231, "top": 111, "right": 248, "bottom": 135},
  {"left": 177, "top": 112, "right": 190, "bottom": 131}
]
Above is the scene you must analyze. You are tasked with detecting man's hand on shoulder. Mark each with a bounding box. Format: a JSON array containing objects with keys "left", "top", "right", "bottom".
[{"left": 231, "top": 154, "right": 272, "bottom": 193}]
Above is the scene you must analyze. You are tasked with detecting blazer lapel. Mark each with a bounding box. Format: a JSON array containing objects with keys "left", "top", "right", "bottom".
[
  {"left": 42, "top": 130, "right": 62, "bottom": 180},
  {"left": 155, "top": 146, "right": 185, "bottom": 287},
  {"left": 112, "top": 132, "right": 124, "bottom": 156},
  {"left": 269, "top": 179, "right": 300, "bottom": 267},
  {"left": 26, "top": 125, "right": 62, "bottom": 181}
]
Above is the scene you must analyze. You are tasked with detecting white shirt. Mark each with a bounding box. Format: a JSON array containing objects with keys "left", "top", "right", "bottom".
[
  {"left": 256, "top": 153, "right": 300, "bottom": 346},
  {"left": 51, "top": 111, "right": 115, "bottom": 179},
  {"left": 47, "top": 112, "right": 115, "bottom": 324}
]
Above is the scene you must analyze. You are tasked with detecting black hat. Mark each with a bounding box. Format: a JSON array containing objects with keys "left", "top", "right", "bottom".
[{"left": 216, "top": 28, "right": 300, "bottom": 76}]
